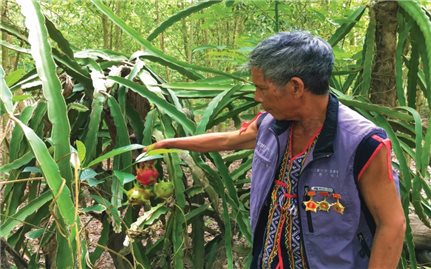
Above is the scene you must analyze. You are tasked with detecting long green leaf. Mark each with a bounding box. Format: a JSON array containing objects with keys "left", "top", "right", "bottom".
[
  {"left": 83, "top": 70, "right": 107, "bottom": 164},
  {"left": 1, "top": 67, "right": 76, "bottom": 229},
  {"left": 222, "top": 195, "right": 233, "bottom": 269},
  {"left": 109, "top": 76, "right": 196, "bottom": 135},
  {"left": 0, "top": 151, "right": 34, "bottom": 174},
  {"left": 0, "top": 67, "right": 13, "bottom": 112},
  {"left": 91, "top": 0, "right": 244, "bottom": 81},
  {"left": 0, "top": 21, "right": 28, "bottom": 43},
  {"left": 328, "top": 6, "right": 366, "bottom": 47},
  {"left": 195, "top": 85, "right": 241, "bottom": 134},
  {"left": 395, "top": 13, "right": 411, "bottom": 106},
  {"left": 0, "top": 191, "right": 51, "bottom": 238},
  {"left": 86, "top": 144, "right": 143, "bottom": 168},
  {"left": 336, "top": 96, "right": 412, "bottom": 121},
  {"left": 147, "top": 0, "right": 221, "bottom": 41},
  {"left": 414, "top": 22, "right": 431, "bottom": 110},
  {"left": 9, "top": 105, "right": 35, "bottom": 161},
  {"left": 7, "top": 117, "right": 76, "bottom": 219},
  {"left": 398, "top": 1, "right": 431, "bottom": 111},
  {"left": 75, "top": 48, "right": 128, "bottom": 61},
  {"left": 210, "top": 152, "right": 251, "bottom": 242},
  {"left": 210, "top": 101, "right": 257, "bottom": 129},
  {"left": 52, "top": 48, "right": 92, "bottom": 87},
  {"left": 45, "top": 17, "right": 74, "bottom": 58},
  {"left": 17, "top": 0, "right": 72, "bottom": 184},
  {"left": 421, "top": 118, "right": 431, "bottom": 176},
  {"left": 407, "top": 25, "right": 420, "bottom": 108},
  {"left": 143, "top": 109, "right": 157, "bottom": 146},
  {"left": 161, "top": 82, "right": 254, "bottom": 92},
  {"left": 107, "top": 95, "right": 131, "bottom": 208},
  {"left": 131, "top": 51, "right": 202, "bottom": 80},
  {"left": 0, "top": 39, "right": 30, "bottom": 54}
]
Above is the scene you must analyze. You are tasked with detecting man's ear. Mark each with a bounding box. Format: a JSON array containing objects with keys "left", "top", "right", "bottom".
[{"left": 290, "top": 77, "right": 305, "bottom": 97}]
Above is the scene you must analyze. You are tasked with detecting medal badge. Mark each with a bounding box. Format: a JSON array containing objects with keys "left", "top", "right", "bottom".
[
  {"left": 331, "top": 193, "right": 345, "bottom": 214},
  {"left": 303, "top": 190, "right": 318, "bottom": 212},
  {"left": 317, "top": 191, "right": 331, "bottom": 212}
]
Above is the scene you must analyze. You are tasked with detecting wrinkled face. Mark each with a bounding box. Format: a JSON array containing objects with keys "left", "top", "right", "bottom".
[{"left": 251, "top": 67, "right": 292, "bottom": 120}]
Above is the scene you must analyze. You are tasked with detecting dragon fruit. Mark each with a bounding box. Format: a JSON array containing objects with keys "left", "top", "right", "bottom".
[
  {"left": 135, "top": 163, "right": 159, "bottom": 186},
  {"left": 154, "top": 181, "right": 174, "bottom": 199}
]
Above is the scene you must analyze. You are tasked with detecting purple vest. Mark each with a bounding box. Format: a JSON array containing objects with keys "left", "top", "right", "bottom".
[{"left": 251, "top": 96, "right": 398, "bottom": 268}]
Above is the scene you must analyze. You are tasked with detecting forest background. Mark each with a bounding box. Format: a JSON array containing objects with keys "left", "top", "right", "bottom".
[{"left": 1, "top": 0, "right": 431, "bottom": 268}]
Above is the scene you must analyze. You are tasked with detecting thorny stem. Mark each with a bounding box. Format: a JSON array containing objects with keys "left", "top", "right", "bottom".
[{"left": 73, "top": 157, "right": 82, "bottom": 269}]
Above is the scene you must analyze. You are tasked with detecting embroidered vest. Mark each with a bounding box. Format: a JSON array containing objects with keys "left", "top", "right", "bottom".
[{"left": 250, "top": 99, "right": 399, "bottom": 269}]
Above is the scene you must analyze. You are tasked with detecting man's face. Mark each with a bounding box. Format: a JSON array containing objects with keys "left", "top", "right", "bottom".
[{"left": 251, "top": 67, "right": 291, "bottom": 120}]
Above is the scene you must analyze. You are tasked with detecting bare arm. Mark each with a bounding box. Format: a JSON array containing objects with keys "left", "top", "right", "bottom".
[
  {"left": 358, "top": 146, "right": 406, "bottom": 269},
  {"left": 148, "top": 120, "right": 259, "bottom": 152}
]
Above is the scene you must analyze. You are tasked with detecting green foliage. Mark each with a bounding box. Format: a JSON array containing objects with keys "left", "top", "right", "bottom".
[{"left": 1, "top": 1, "right": 430, "bottom": 268}]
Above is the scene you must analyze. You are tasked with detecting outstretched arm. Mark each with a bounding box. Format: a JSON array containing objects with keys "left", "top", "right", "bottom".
[
  {"left": 148, "top": 119, "right": 259, "bottom": 153},
  {"left": 358, "top": 146, "right": 406, "bottom": 268}
]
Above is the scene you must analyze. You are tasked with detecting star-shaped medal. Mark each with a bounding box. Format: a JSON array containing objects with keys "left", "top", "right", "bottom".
[
  {"left": 303, "top": 200, "right": 318, "bottom": 212},
  {"left": 303, "top": 190, "right": 318, "bottom": 212},
  {"left": 318, "top": 199, "right": 331, "bottom": 212},
  {"left": 332, "top": 201, "right": 345, "bottom": 214}
]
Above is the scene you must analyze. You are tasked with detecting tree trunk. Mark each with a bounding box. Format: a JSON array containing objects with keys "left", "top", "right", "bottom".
[
  {"left": 369, "top": 0, "right": 398, "bottom": 106},
  {"left": 101, "top": 13, "right": 111, "bottom": 49},
  {"left": 113, "top": 1, "right": 122, "bottom": 51},
  {"left": 180, "top": 2, "right": 192, "bottom": 64},
  {"left": 156, "top": 1, "right": 169, "bottom": 80}
]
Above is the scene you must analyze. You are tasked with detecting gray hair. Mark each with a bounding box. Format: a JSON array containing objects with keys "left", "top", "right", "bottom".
[{"left": 248, "top": 31, "right": 334, "bottom": 95}]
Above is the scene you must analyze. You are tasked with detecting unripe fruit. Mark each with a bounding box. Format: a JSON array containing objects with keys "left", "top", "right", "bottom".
[
  {"left": 127, "top": 186, "right": 150, "bottom": 205},
  {"left": 154, "top": 181, "right": 174, "bottom": 199}
]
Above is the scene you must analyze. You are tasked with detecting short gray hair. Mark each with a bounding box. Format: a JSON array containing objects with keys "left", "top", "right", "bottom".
[{"left": 248, "top": 31, "right": 334, "bottom": 95}]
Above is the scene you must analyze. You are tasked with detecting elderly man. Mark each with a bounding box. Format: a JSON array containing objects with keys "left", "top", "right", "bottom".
[{"left": 149, "top": 31, "right": 405, "bottom": 269}]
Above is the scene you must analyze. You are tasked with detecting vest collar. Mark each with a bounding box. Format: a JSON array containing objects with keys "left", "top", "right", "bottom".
[
  {"left": 313, "top": 93, "right": 338, "bottom": 158},
  {"left": 270, "top": 93, "right": 339, "bottom": 157}
]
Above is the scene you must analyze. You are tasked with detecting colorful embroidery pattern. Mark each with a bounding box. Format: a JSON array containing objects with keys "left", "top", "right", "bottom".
[{"left": 261, "top": 126, "right": 321, "bottom": 269}]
